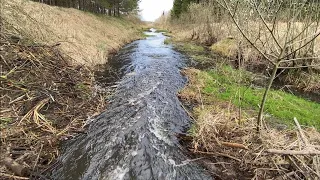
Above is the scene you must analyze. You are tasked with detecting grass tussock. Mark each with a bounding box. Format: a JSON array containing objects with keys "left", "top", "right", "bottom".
[
  {"left": 1, "top": 0, "right": 142, "bottom": 66},
  {"left": 0, "top": 31, "right": 110, "bottom": 179},
  {"left": 179, "top": 68, "right": 320, "bottom": 179},
  {"left": 210, "top": 38, "right": 238, "bottom": 59}
]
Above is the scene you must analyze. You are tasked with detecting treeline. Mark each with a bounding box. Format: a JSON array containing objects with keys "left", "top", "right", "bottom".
[
  {"left": 171, "top": 0, "right": 320, "bottom": 18},
  {"left": 31, "top": 0, "right": 139, "bottom": 16}
]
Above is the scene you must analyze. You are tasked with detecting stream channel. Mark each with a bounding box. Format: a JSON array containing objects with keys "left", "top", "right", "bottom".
[{"left": 52, "top": 29, "right": 212, "bottom": 179}]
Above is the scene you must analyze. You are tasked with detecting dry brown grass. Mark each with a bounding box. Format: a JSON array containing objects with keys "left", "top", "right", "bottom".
[
  {"left": 0, "top": 30, "right": 111, "bottom": 179},
  {"left": 160, "top": 6, "right": 320, "bottom": 93},
  {"left": 179, "top": 68, "right": 320, "bottom": 179},
  {"left": 1, "top": 0, "right": 142, "bottom": 66}
]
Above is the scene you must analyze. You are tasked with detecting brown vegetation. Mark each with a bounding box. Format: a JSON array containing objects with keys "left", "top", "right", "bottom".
[
  {"left": 179, "top": 68, "right": 320, "bottom": 179},
  {"left": 1, "top": 0, "right": 142, "bottom": 67},
  {"left": 0, "top": 29, "right": 112, "bottom": 179},
  {"left": 157, "top": 0, "right": 320, "bottom": 95},
  {"left": 0, "top": 0, "right": 143, "bottom": 179}
]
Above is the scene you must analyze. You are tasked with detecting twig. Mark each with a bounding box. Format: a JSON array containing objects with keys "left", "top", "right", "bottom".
[
  {"left": 0, "top": 173, "right": 29, "bottom": 180},
  {"left": 197, "top": 86, "right": 204, "bottom": 109},
  {"left": 180, "top": 103, "right": 196, "bottom": 121},
  {"left": 266, "top": 149, "right": 320, "bottom": 155},
  {"left": 174, "top": 157, "right": 204, "bottom": 167},
  {"left": 220, "top": 141, "right": 249, "bottom": 150},
  {"left": 2, "top": 157, "right": 30, "bottom": 176},
  {"left": 33, "top": 144, "right": 43, "bottom": 170},
  {"left": 294, "top": 117, "right": 309, "bottom": 146}
]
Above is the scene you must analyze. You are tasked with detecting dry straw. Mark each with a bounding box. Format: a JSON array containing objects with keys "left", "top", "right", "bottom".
[
  {"left": 179, "top": 68, "right": 320, "bottom": 179},
  {"left": 1, "top": 0, "right": 141, "bottom": 67},
  {"left": 0, "top": 25, "right": 110, "bottom": 178}
]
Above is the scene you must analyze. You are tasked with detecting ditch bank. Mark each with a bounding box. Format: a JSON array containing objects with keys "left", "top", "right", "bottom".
[
  {"left": 167, "top": 36, "right": 320, "bottom": 179},
  {"left": 0, "top": 1, "right": 145, "bottom": 178}
]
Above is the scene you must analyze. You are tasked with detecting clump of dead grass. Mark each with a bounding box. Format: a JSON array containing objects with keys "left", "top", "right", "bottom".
[
  {"left": 179, "top": 68, "right": 320, "bottom": 179},
  {"left": 0, "top": 29, "right": 110, "bottom": 179},
  {"left": 281, "top": 69, "right": 320, "bottom": 93}
]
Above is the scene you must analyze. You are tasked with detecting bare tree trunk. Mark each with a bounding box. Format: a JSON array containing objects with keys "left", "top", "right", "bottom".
[
  {"left": 257, "top": 62, "right": 279, "bottom": 132},
  {"left": 117, "top": 4, "right": 120, "bottom": 16}
]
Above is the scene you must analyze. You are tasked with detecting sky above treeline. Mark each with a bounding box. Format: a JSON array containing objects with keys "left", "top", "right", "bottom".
[{"left": 139, "top": 0, "right": 173, "bottom": 22}]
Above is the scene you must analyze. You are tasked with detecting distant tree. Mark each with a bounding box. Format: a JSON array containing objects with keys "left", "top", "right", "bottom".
[
  {"left": 31, "top": 0, "right": 140, "bottom": 16},
  {"left": 171, "top": 0, "right": 201, "bottom": 18}
]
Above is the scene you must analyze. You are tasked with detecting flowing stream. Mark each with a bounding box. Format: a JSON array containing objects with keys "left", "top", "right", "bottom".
[{"left": 52, "top": 29, "right": 212, "bottom": 180}]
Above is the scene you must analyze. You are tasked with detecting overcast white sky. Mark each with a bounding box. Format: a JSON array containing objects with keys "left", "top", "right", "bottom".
[{"left": 139, "top": 0, "right": 173, "bottom": 22}]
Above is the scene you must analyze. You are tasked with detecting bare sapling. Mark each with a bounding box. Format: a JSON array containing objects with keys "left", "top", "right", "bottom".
[{"left": 217, "top": 0, "right": 320, "bottom": 132}]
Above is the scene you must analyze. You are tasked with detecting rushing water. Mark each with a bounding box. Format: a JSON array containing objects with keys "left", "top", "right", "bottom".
[{"left": 52, "top": 29, "right": 212, "bottom": 179}]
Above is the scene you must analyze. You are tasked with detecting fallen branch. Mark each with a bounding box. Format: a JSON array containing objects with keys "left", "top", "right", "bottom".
[
  {"left": 266, "top": 149, "right": 320, "bottom": 155},
  {"left": 0, "top": 172, "right": 29, "bottom": 180},
  {"left": 294, "top": 117, "right": 309, "bottom": 146},
  {"left": 267, "top": 118, "right": 320, "bottom": 155},
  {"left": 220, "top": 141, "right": 249, "bottom": 150},
  {"left": 2, "top": 157, "right": 30, "bottom": 177}
]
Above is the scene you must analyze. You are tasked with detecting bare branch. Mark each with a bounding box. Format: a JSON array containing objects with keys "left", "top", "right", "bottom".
[
  {"left": 220, "top": 0, "right": 275, "bottom": 65},
  {"left": 253, "top": 1, "right": 282, "bottom": 52},
  {"left": 280, "top": 57, "right": 319, "bottom": 63},
  {"left": 278, "top": 65, "right": 319, "bottom": 69},
  {"left": 280, "top": 31, "right": 320, "bottom": 61}
]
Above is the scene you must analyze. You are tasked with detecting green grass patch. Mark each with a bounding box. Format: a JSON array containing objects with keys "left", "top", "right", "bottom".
[
  {"left": 179, "top": 42, "right": 205, "bottom": 53},
  {"left": 190, "top": 54, "right": 213, "bottom": 63},
  {"left": 0, "top": 117, "right": 12, "bottom": 129},
  {"left": 199, "top": 65, "right": 320, "bottom": 129},
  {"left": 164, "top": 38, "right": 172, "bottom": 44},
  {"left": 142, "top": 33, "right": 155, "bottom": 38},
  {"left": 141, "top": 27, "right": 152, "bottom": 32},
  {"left": 210, "top": 38, "right": 238, "bottom": 58},
  {"left": 155, "top": 29, "right": 169, "bottom": 33}
]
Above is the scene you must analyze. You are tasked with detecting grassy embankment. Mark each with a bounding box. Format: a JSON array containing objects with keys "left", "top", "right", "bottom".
[
  {"left": 154, "top": 5, "right": 320, "bottom": 179},
  {"left": 166, "top": 33, "right": 320, "bottom": 129},
  {"left": 154, "top": 3, "right": 320, "bottom": 130},
  {"left": 2, "top": 0, "right": 144, "bottom": 66},
  {"left": 165, "top": 31, "right": 320, "bottom": 180},
  {"left": 0, "top": 0, "right": 144, "bottom": 179}
]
